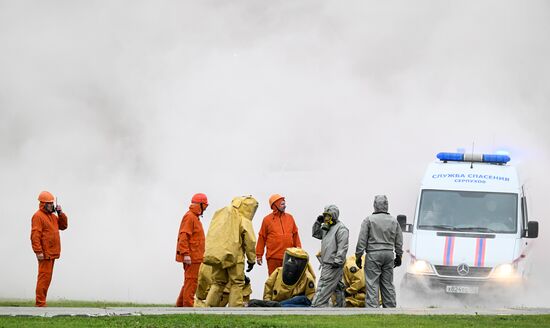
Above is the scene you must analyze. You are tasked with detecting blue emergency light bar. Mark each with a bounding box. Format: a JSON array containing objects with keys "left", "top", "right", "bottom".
[{"left": 437, "top": 152, "right": 510, "bottom": 164}]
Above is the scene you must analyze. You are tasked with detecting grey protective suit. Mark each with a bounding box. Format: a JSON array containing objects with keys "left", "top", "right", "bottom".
[
  {"left": 311, "top": 205, "right": 349, "bottom": 307},
  {"left": 355, "top": 195, "right": 403, "bottom": 308}
]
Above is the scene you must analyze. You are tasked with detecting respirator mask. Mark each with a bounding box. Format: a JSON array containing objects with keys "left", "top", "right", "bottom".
[{"left": 321, "top": 213, "right": 334, "bottom": 231}]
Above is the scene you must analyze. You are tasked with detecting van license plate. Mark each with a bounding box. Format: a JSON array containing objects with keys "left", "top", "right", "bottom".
[{"left": 446, "top": 286, "right": 479, "bottom": 294}]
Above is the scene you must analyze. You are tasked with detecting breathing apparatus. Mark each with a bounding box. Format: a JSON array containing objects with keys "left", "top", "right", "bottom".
[{"left": 321, "top": 212, "right": 334, "bottom": 231}]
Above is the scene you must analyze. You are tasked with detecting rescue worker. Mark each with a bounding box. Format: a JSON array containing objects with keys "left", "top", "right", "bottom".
[
  {"left": 343, "top": 254, "right": 366, "bottom": 307},
  {"left": 175, "top": 193, "right": 208, "bottom": 307},
  {"left": 311, "top": 205, "right": 349, "bottom": 307},
  {"left": 248, "top": 247, "right": 316, "bottom": 307},
  {"left": 30, "top": 191, "right": 68, "bottom": 307},
  {"left": 256, "top": 194, "right": 302, "bottom": 275},
  {"left": 355, "top": 195, "right": 403, "bottom": 308},
  {"left": 203, "top": 196, "right": 258, "bottom": 307},
  {"left": 194, "top": 264, "right": 252, "bottom": 307}
]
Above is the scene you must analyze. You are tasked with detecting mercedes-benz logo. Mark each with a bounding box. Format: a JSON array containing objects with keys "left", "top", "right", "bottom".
[{"left": 457, "top": 263, "right": 470, "bottom": 276}]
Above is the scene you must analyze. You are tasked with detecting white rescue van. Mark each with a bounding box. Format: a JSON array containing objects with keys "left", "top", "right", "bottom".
[{"left": 399, "top": 152, "right": 539, "bottom": 295}]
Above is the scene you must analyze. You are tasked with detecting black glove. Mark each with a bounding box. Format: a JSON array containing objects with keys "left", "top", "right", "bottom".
[
  {"left": 246, "top": 261, "right": 255, "bottom": 272},
  {"left": 330, "top": 262, "right": 341, "bottom": 269},
  {"left": 317, "top": 215, "right": 324, "bottom": 223},
  {"left": 394, "top": 255, "right": 402, "bottom": 267},
  {"left": 244, "top": 275, "right": 250, "bottom": 285},
  {"left": 355, "top": 254, "right": 362, "bottom": 269}
]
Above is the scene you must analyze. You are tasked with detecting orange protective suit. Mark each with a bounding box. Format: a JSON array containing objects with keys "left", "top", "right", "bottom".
[
  {"left": 30, "top": 202, "right": 68, "bottom": 307},
  {"left": 175, "top": 203, "right": 205, "bottom": 307},
  {"left": 267, "top": 259, "right": 283, "bottom": 276},
  {"left": 256, "top": 209, "right": 301, "bottom": 275}
]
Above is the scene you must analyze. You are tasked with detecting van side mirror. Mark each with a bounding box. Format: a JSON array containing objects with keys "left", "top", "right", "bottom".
[
  {"left": 397, "top": 215, "right": 413, "bottom": 233},
  {"left": 526, "top": 221, "right": 539, "bottom": 238}
]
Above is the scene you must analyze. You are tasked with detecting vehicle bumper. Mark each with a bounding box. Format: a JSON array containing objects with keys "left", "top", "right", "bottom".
[{"left": 402, "top": 273, "right": 523, "bottom": 295}]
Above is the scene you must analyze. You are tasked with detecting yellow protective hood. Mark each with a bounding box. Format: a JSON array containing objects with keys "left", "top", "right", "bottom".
[
  {"left": 231, "top": 196, "right": 258, "bottom": 221},
  {"left": 203, "top": 196, "right": 258, "bottom": 268},
  {"left": 285, "top": 247, "right": 309, "bottom": 260}
]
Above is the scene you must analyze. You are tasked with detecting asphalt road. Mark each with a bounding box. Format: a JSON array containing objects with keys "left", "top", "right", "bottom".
[{"left": 1, "top": 307, "right": 550, "bottom": 317}]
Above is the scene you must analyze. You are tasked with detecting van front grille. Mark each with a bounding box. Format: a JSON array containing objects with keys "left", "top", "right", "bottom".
[{"left": 434, "top": 265, "right": 492, "bottom": 278}]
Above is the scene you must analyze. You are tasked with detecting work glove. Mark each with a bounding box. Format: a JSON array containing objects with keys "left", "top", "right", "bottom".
[
  {"left": 394, "top": 255, "right": 402, "bottom": 267},
  {"left": 246, "top": 261, "right": 255, "bottom": 272},
  {"left": 256, "top": 257, "right": 263, "bottom": 265},
  {"left": 55, "top": 204, "right": 63, "bottom": 214},
  {"left": 317, "top": 215, "right": 324, "bottom": 223},
  {"left": 355, "top": 254, "right": 363, "bottom": 269},
  {"left": 244, "top": 275, "right": 250, "bottom": 285},
  {"left": 330, "top": 262, "right": 341, "bottom": 269}
]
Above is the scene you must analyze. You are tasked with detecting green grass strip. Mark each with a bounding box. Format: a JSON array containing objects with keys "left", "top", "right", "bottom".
[{"left": 1, "top": 314, "right": 550, "bottom": 328}]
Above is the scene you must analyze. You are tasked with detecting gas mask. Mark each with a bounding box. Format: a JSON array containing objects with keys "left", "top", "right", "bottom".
[{"left": 321, "top": 213, "right": 334, "bottom": 231}]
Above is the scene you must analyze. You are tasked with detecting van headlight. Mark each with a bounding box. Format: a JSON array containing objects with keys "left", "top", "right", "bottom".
[
  {"left": 408, "top": 260, "right": 435, "bottom": 275},
  {"left": 491, "top": 263, "right": 516, "bottom": 279}
]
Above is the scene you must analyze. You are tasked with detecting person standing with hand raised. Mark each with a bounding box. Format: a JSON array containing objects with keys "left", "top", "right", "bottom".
[{"left": 31, "top": 191, "right": 68, "bottom": 307}]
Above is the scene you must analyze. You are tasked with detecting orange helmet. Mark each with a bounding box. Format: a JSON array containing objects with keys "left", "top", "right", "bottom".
[
  {"left": 38, "top": 191, "right": 55, "bottom": 203},
  {"left": 191, "top": 193, "right": 208, "bottom": 205},
  {"left": 269, "top": 194, "right": 284, "bottom": 209}
]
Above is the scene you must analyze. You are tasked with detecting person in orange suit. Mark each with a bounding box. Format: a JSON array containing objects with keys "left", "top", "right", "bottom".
[
  {"left": 30, "top": 191, "right": 68, "bottom": 307},
  {"left": 175, "top": 193, "right": 208, "bottom": 307},
  {"left": 256, "top": 194, "right": 302, "bottom": 275}
]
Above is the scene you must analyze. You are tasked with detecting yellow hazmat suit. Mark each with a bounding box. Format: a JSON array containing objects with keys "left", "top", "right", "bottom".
[
  {"left": 343, "top": 254, "right": 366, "bottom": 307},
  {"left": 203, "top": 196, "right": 258, "bottom": 307},
  {"left": 264, "top": 248, "right": 317, "bottom": 302},
  {"left": 194, "top": 264, "right": 252, "bottom": 307}
]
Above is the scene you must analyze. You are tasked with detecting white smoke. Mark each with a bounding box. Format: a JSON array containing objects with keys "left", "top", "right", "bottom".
[{"left": 0, "top": 0, "right": 549, "bottom": 305}]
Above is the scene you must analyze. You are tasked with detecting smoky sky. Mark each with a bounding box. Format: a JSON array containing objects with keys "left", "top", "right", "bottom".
[{"left": 1, "top": 1, "right": 549, "bottom": 305}]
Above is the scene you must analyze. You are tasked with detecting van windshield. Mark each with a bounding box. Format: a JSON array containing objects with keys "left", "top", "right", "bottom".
[{"left": 417, "top": 190, "right": 518, "bottom": 233}]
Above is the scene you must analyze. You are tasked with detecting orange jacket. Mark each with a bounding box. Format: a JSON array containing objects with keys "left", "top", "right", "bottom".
[
  {"left": 256, "top": 211, "right": 301, "bottom": 261},
  {"left": 176, "top": 203, "right": 205, "bottom": 264},
  {"left": 30, "top": 203, "right": 68, "bottom": 259}
]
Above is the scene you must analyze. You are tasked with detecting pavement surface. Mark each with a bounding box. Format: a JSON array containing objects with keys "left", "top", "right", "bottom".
[{"left": 1, "top": 307, "right": 550, "bottom": 317}]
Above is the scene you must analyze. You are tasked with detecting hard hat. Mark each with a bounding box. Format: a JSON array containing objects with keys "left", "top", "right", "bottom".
[
  {"left": 269, "top": 194, "right": 285, "bottom": 209},
  {"left": 38, "top": 191, "right": 55, "bottom": 203},
  {"left": 191, "top": 193, "right": 208, "bottom": 205}
]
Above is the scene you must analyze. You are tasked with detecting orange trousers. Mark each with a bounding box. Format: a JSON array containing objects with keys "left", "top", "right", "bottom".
[
  {"left": 267, "top": 258, "right": 283, "bottom": 276},
  {"left": 35, "top": 259, "right": 55, "bottom": 307},
  {"left": 176, "top": 263, "right": 200, "bottom": 307}
]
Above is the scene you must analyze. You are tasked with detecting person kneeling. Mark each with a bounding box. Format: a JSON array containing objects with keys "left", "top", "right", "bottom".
[
  {"left": 248, "top": 248, "right": 316, "bottom": 307},
  {"left": 343, "top": 254, "right": 366, "bottom": 307}
]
